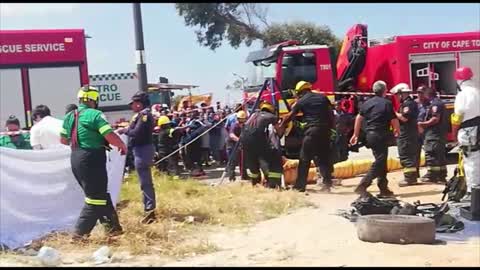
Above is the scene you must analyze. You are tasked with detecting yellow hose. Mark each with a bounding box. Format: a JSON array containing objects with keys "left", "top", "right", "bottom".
[{"left": 282, "top": 154, "right": 426, "bottom": 184}]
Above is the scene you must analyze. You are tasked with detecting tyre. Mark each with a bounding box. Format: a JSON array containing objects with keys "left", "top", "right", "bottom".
[{"left": 356, "top": 214, "right": 436, "bottom": 244}]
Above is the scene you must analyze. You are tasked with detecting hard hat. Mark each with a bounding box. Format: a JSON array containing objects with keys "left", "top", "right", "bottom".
[
  {"left": 454, "top": 66, "right": 473, "bottom": 81},
  {"left": 259, "top": 102, "right": 275, "bottom": 113},
  {"left": 294, "top": 81, "right": 312, "bottom": 94},
  {"left": 77, "top": 85, "right": 100, "bottom": 102},
  {"left": 390, "top": 83, "right": 412, "bottom": 94},
  {"left": 157, "top": 115, "right": 171, "bottom": 126},
  {"left": 236, "top": 110, "right": 247, "bottom": 119},
  {"left": 129, "top": 91, "right": 151, "bottom": 107}
]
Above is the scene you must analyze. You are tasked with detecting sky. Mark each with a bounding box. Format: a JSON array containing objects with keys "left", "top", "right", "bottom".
[{"left": 1, "top": 3, "right": 479, "bottom": 105}]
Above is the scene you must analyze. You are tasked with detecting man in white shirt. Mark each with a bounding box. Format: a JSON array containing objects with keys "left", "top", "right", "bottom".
[
  {"left": 30, "top": 105, "right": 65, "bottom": 150},
  {"left": 451, "top": 67, "right": 480, "bottom": 198}
]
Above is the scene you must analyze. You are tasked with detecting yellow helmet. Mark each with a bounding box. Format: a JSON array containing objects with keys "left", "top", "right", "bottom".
[
  {"left": 77, "top": 85, "right": 100, "bottom": 102},
  {"left": 157, "top": 115, "right": 171, "bottom": 126},
  {"left": 259, "top": 102, "right": 275, "bottom": 113},
  {"left": 236, "top": 110, "right": 247, "bottom": 120},
  {"left": 294, "top": 81, "right": 312, "bottom": 94}
]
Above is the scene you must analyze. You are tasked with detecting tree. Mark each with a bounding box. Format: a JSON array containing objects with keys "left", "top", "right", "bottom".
[
  {"left": 175, "top": 3, "right": 269, "bottom": 50},
  {"left": 262, "top": 21, "right": 343, "bottom": 61},
  {"left": 262, "top": 21, "right": 341, "bottom": 48},
  {"left": 175, "top": 4, "right": 341, "bottom": 53}
]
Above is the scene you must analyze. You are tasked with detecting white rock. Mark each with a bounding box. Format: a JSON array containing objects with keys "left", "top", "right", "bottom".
[
  {"left": 92, "top": 246, "right": 113, "bottom": 265},
  {"left": 185, "top": 216, "right": 195, "bottom": 223},
  {"left": 37, "top": 246, "right": 61, "bottom": 267}
]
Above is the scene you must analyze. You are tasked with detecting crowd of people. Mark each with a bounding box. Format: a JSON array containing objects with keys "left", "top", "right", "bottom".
[{"left": 0, "top": 66, "right": 478, "bottom": 240}]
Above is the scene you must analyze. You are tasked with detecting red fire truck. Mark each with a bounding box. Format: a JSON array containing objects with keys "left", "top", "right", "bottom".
[
  {"left": 244, "top": 24, "right": 480, "bottom": 158},
  {"left": 0, "top": 29, "right": 89, "bottom": 128}
]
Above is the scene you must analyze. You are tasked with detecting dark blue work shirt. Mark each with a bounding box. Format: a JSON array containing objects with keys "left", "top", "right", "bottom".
[
  {"left": 126, "top": 108, "right": 154, "bottom": 147},
  {"left": 416, "top": 99, "right": 430, "bottom": 122}
]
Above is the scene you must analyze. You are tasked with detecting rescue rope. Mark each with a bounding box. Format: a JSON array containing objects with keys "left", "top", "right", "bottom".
[
  {"left": 0, "top": 130, "right": 30, "bottom": 136},
  {"left": 153, "top": 111, "right": 235, "bottom": 165}
]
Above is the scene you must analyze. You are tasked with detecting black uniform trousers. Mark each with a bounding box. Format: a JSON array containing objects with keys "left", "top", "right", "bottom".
[
  {"left": 423, "top": 136, "right": 447, "bottom": 179},
  {"left": 397, "top": 133, "right": 419, "bottom": 180},
  {"left": 295, "top": 126, "right": 332, "bottom": 191},
  {"left": 359, "top": 131, "right": 389, "bottom": 191},
  {"left": 157, "top": 151, "right": 180, "bottom": 176},
  {"left": 186, "top": 139, "right": 203, "bottom": 170},
  {"left": 71, "top": 148, "right": 121, "bottom": 236},
  {"left": 243, "top": 139, "right": 283, "bottom": 188}
]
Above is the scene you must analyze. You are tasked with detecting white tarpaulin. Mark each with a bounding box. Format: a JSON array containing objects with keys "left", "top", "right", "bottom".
[{"left": 0, "top": 135, "right": 127, "bottom": 250}]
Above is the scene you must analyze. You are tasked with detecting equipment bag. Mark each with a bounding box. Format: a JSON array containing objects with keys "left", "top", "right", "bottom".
[
  {"left": 442, "top": 151, "right": 467, "bottom": 202},
  {"left": 351, "top": 192, "right": 400, "bottom": 215}
]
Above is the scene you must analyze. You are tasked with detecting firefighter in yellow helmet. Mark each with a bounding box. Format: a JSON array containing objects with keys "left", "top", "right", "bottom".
[
  {"left": 60, "top": 85, "right": 127, "bottom": 239},
  {"left": 280, "top": 80, "right": 335, "bottom": 192},
  {"left": 155, "top": 115, "right": 187, "bottom": 179},
  {"left": 240, "top": 101, "right": 283, "bottom": 188}
]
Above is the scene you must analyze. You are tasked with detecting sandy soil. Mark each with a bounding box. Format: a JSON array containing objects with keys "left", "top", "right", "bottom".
[{"left": 1, "top": 165, "right": 479, "bottom": 267}]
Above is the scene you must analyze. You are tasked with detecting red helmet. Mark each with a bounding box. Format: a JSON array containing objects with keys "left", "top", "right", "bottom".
[{"left": 454, "top": 66, "right": 473, "bottom": 81}]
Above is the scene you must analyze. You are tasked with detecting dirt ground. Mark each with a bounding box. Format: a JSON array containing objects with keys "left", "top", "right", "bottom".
[
  {"left": 1, "top": 164, "right": 479, "bottom": 267},
  {"left": 162, "top": 165, "right": 480, "bottom": 267}
]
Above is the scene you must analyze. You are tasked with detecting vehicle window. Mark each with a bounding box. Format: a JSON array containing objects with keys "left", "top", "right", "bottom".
[{"left": 281, "top": 52, "right": 317, "bottom": 92}]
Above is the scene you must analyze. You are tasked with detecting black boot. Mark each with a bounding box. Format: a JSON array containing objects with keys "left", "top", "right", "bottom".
[
  {"left": 99, "top": 195, "right": 123, "bottom": 235},
  {"left": 141, "top": 210, "right": 157, "bottom": 224},
  {"left": 377, "top": 188, "right": 395, "bottom": 198},
  {"left": 420, "top": 170, "right": 437, "bottom": 183},
  {"left": 398, "top": 172, "right": 418, "bottom": 187}
]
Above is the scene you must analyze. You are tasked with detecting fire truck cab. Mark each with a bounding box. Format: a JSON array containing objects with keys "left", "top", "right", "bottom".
[{"left": 244, "top": 25, "right": 480, "bottom": 159}]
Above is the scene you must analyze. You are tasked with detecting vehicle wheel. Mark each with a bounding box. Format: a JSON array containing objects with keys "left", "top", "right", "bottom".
[{"left": 356, "top": 214, "right": 435, "bottom": 244}]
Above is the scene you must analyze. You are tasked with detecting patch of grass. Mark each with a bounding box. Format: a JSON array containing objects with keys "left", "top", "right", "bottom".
[{"left": 39, "top": 172, "right": 310, "bottom": 258}]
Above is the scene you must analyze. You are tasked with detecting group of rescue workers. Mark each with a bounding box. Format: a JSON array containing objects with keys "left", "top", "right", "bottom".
[{"left": 0, "top": 66, "right": 478, "bottom": 241}]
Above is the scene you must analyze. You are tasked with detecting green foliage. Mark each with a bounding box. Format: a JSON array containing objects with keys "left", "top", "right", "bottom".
[{"left": 175, "top": 3, "right": 266, "bottom": 50}]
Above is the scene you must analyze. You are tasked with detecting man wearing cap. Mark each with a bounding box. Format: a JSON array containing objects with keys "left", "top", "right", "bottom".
[
  {"left": 280, "top": 81, "right": 335, "bottom": 192},
  {"left": 0, "top": 116, "right": 32, "bottom": 150},
  {"left": 418, "top": 87, "right": 448, "bottom": 183},
  {"left": 414, "top": 86, "right": 430, "bottom": 177},
  {"left": 391, "top": 83, "right": 419, "bottom": 186},
  {"left": 61, "top": 85, "right": 127, "bottom": 238},
  {"left": 350, "top": 81, "right": 400, "bottom": 197},
  {"left": 117, "top": 91, "right": 156, "bottom": 223}
]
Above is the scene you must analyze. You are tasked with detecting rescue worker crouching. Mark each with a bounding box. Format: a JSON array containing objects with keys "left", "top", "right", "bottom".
[
  {"left": 60, "top": 85, "right": 127, "bottom": 239},
  {"left": 117, "top": 91, "right": 157, "bottom": 224},
  {"left": 350, "top": 81, "right": 400, "bottom": 198},
  {"left": 451, "top": 66, "right": 480, "bottom": 199},
  {"left": 418, "top": 87, "right": 448, "bottom": 183},
  {"left": 156, "top": 115, "right": 186, "bottom": 179},
  {"left": 0, "top": 116, "right": 32, "bottom": 150},
  {"left": 241, "top": 101, "right": 283, "bottom": 189},
  {"left": 280, "top": 81, "right": 334, "bottom": 193},
  {"left": 391, "top": 83, "right": 420, "bottom": 187}
]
